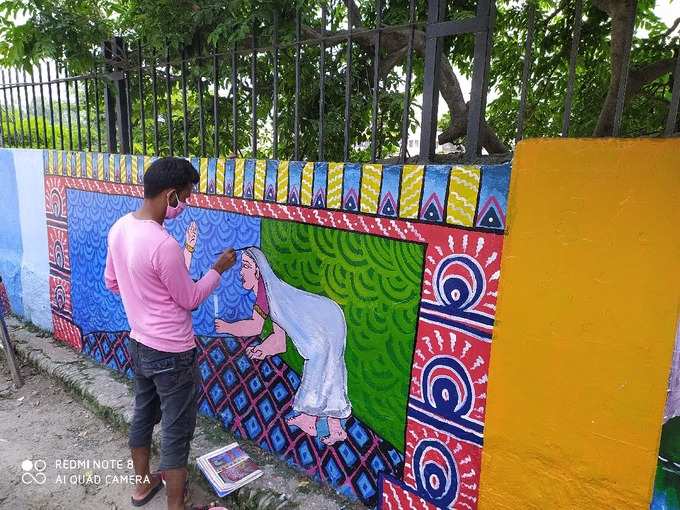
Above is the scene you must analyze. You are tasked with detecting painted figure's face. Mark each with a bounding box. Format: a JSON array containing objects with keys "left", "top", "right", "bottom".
[{"left": 240, "top": 254, "right": 259, "bottom": 291}]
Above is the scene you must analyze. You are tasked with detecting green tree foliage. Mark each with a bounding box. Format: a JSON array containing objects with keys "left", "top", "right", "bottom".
[{"left": 0, "top": 0, "right": 677, "bottom": 159}]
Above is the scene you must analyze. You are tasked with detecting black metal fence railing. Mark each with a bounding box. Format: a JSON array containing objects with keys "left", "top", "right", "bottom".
[{"left": 0, "top": 0, "right": 678, "bottom": 164}]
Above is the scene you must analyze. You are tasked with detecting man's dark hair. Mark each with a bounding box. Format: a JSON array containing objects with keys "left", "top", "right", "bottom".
[{"left": 143, "top": 157, "right": 199, "bottom": 198}]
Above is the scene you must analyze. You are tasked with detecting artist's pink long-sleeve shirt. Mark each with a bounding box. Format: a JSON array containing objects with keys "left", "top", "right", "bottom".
[{"left": 104, "top": 213, "right": 220, "bottom": 353}]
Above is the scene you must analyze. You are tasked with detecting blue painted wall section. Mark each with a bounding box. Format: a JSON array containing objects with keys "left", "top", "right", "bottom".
[
  {"left": 0, "top": 149, "right": 24, "bottom": 315},
  {"left": 14, "top": 149, "right": 52, "bottom": 329}
]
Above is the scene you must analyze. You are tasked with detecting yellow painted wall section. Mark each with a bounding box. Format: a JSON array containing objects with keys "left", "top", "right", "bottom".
[{"left": 479, "top": 139, "right": 680, "bottom": 509}]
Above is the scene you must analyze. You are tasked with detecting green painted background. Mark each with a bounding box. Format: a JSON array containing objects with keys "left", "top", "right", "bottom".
[
  {"left": 651, "top": 417, "right": 680, "bottom": 508},
  {"left": 259, "top": 219, "right": 424, "bottom": 451}
]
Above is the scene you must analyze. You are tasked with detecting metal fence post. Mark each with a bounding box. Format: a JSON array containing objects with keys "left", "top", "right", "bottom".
[
  {"left": 112, "top": 37, "right": 131, "bottom": 153},
  {"left": 418, "top": 0, "right": 446, "bottom": 163},
  {"left": 102, "top": 37, "right": 131, "bottom": 154},
  {"left": 101, "top": 40, "right": 117, "bottom": 153},
  {"left": 465, "top": 0, "right": 495, "bottom": 161},
  {"left": 612, "top": 0, "right": 637, "bottom": 136},
  {"left": 516, "top": 1, "right": 536, "bottom": 143},
  {"left": 562, "top": 0, "right": 583, "bottom": 136}
]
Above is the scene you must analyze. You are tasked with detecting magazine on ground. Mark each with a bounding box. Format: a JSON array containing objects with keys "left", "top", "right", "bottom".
[{"left": 196, "top": 442, "right": 263, "bottom": 497}]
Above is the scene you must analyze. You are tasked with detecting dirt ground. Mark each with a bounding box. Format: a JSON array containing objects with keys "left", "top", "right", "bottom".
[{"left": 0, "top": 356, "right": 218, "bottom": 510}]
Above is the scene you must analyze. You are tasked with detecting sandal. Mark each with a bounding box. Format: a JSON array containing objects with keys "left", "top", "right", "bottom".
[{"left": 130, "top": 472, "right": 163, "bottom": 507}]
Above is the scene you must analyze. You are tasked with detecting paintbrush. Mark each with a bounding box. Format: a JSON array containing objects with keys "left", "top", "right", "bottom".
[{"left": 213, "top": 247, "right": 250, "bottom": 257}]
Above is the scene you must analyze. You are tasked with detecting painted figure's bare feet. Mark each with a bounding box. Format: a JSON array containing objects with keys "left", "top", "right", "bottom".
[
  {"left": 287, "top": 413, "right": 318, "bottom": 436},
  {"left": 322, "top": 417, "right": 348, "bottom": 446}
]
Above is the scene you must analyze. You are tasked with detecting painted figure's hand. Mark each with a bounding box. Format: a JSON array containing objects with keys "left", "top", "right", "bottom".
[
  {"left": 246, "top": 339, "right": 282, "bottom": 360},
  {"left": 215, "top": 319, "right": 231, "bottom": 334},
  {"left": 185, "top": 221, "right": 198, "bottom": 251},
  {"left": 246, "top": 345, "right": 266, "bottom": 360}
]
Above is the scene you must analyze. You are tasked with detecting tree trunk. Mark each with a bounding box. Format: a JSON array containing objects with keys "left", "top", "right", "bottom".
[
  {"left": 341, "top": 0, "right": 508, "bottom": 154},
  {"left": 592, "top": 0, "right": 636, "bottom": 136}
]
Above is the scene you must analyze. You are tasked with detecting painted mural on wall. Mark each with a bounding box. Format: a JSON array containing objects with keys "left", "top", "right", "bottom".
[
  {"left": 0, "top": 276, "right": 11, "bottom": 316},
  {"left": 652, "top": 322, "right": 680, "bottom": 509},
  {"left": 42, "top": 150, "right": 511, "bottom": 509}
]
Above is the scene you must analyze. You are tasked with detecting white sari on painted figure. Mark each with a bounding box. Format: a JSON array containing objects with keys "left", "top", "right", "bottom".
[{"left": 245, "top": 247, "right": 351, "bottom": 419}]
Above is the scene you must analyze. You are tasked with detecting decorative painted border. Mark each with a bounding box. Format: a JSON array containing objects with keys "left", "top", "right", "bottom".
[
  {"left": 44, "top": 151, "right": 510, "bottom": 232},
  {"left": 0, "top": 279, "right": 11, "bottom": 317},
  {"left": 43, "top": 151, "right": 507, "bottom": 510}
]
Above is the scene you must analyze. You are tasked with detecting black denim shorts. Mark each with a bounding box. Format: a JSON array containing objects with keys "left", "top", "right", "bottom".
[{"left": 127, "top": 338, "right": 200, "bottom": 471}]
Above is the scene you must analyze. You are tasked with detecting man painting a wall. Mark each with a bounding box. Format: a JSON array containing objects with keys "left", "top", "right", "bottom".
[{"left": 104, "top": 157, "right": 236, "bottom": 510}]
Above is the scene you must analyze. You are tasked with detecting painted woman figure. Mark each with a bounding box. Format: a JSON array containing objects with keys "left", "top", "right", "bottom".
[{"left": 214, "top": 247, "right": 351, "bottom": 445}]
